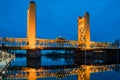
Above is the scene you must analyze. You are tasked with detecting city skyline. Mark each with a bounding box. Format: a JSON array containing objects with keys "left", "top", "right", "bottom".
[{"left": 0, "top": 0, "right": 120, "bottom": 42}]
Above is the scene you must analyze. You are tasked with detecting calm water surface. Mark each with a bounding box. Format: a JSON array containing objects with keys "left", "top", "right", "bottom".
[{"left": 2, "top": 53, "right": 120, "bottom": 80}]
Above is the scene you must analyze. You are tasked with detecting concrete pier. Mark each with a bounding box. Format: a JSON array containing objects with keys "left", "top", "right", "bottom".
[{"left": 26, "top": 49, "right": 40, "bottom": 59}]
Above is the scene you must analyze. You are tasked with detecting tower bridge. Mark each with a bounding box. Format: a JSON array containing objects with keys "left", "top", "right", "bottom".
[
  {"left": 0, "top": 1, "right": 115, "bottom": 50},
  {"left": 0, "top": 1, "right": 120, "bottom": 80},
  {"left": 0, "top": 1, "right": 118, "bottom": 57}
]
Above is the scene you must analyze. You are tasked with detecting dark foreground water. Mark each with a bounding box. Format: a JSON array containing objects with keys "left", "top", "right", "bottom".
[{"left": 1, "top": 52, "right": 120, "bottom": 80}]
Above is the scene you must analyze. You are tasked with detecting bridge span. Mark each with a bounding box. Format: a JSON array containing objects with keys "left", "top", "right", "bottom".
[
  {"left": 0, "top": 1, "right": 119, "bottom": 59},
  {"left": 0, "top": 37, "right": 115, "bottom": 50},
  {"left": 0, "top": 1, "right": 117, "bottom": 51}
]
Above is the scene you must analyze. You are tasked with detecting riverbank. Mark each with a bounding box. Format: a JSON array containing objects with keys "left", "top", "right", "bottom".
[{"left": 0, "top": 50, "right": 15, "bottom": 75}]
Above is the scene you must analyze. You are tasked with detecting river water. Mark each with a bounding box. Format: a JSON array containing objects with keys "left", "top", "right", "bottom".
[{"left": 1, "top": 51, "right": 120, "bottom": 80}]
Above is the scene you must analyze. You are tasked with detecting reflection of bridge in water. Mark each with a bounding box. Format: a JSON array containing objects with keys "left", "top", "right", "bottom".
[
  {"left": 2, "top": 64, "right": 120, "bottom": 80},
  {"left": 1, "top": 1, "right": 120, "bottom": 80},
  {"left": 0, "top": 1, "right": 120, "bottom": 59}
]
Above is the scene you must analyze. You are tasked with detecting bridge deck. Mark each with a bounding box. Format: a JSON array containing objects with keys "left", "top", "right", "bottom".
[{"left": 0, "top": 37, "right": 116, "bottom": 50}]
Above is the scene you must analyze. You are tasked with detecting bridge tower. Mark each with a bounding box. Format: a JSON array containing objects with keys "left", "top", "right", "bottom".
[
  {"left": 78, "top": 12, "right": 90, "bottom": 49},
  {"left": 27, "top": 1, "right": 36, "bottom": 49},
  {"left": 27, "top": 1, "right": 40, "bottom": 58}
]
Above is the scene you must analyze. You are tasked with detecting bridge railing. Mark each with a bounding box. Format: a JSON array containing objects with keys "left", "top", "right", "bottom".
[
  {"left": 0, "top": 37, "right": 119, "bottom": 49},
  {"left": 0, "top": 38, "right": 28, "bottom": 47},
  {"left": 90, "top": 42, "right": 116, "bottom": 49},
  {"left": 36, "top": 39, "right": 78, "bottom": 48}
]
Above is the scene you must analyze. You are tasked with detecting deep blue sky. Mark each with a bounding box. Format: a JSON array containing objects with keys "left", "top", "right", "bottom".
[{"left": 0, "top": 0, "right": 120, "bottom": 42}]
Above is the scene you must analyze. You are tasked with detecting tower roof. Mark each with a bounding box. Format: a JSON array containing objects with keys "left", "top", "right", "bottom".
[{"left": 30, "top": 1, "right": 35, "bottom": 4}]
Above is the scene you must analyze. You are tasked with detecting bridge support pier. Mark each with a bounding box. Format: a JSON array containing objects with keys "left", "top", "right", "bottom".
[
  {"left": 27, "top": 57, "right": 41, "bottom": 68},
  {"left": 27, "top": 49, "right": 40, "bottom": 59}
]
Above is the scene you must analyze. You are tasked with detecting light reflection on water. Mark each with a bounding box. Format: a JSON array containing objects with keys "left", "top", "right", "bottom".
[
  {"left": 2, "top": 55, "right": 120, "bottom": 80},
  {"left": 11, "top": 57, "right": 27, "bottom": 66},
  {"left": 41, "top": 56, "right": 68, "bottom": 66},
  {"left": 91, "top": 71, "right": 120, "bottom": 80},
  {"left": 11, "top": 56, "right": 74, "bottom": 66}
]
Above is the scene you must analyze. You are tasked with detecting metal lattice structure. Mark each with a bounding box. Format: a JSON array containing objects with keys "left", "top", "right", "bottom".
[
  {"left": 78, "top": 12, "right": 90, "bottom": 49},
  {"left": 0, "top": 37, "right": 78, "bottom": 50},
  {"left": 0, "top": 1, "right": 117, "bottom": 50},
  {"left": 0, "top": 37, "right": 115, "bottom": 50}
]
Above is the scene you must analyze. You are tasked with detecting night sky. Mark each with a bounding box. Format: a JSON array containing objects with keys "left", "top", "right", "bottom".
[{"left": 0, "top": 0, "right": 120, "bottom": 42}]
